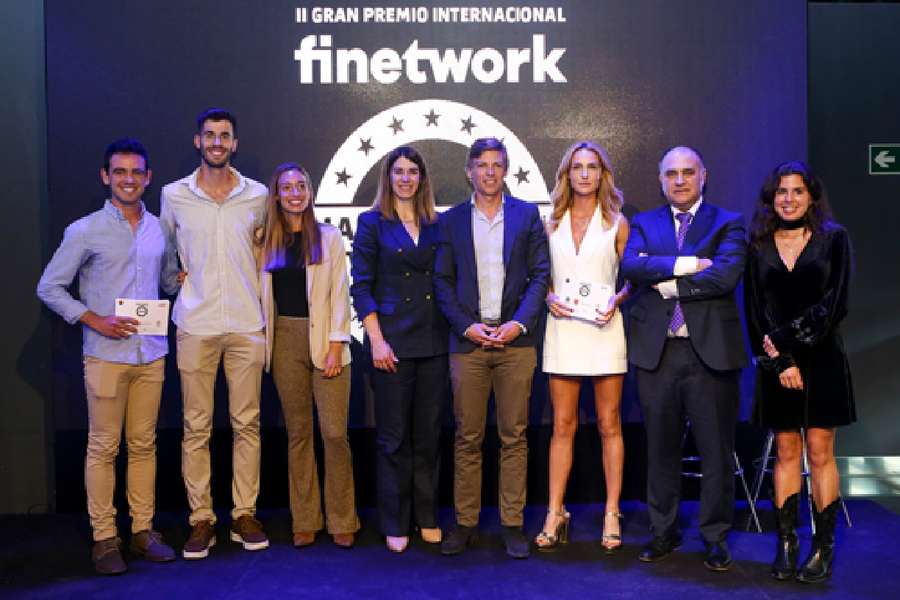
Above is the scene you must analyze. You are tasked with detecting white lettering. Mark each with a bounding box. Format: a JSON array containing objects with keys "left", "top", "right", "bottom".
[
  {"left": 470, "top": 48, "right": 504, "bottom": 83},
  {"left": 293, "top": 34, "right": 567, "bottom": 85},
  {"left": 424, "top": 48, "right": 474, "bottom": 83},
  {"left": 370, "top": 48, "right": 401, "bottom": 84},
  {"left": 532, "top": 34, "right": 566, "bottom": 83},
  {"left": 336, "top": 48, "right": 368, "bottom": 84}
]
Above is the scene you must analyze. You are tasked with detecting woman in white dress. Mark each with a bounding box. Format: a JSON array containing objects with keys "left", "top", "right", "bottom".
[{"left": 536, "top": 141, "right": 630, "bottom": 553}]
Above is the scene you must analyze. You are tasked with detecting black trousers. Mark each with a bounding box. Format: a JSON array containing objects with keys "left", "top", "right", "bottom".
[
  {"left": 371, "top": 354, "right": 448, "bottom": 536},
  {"left": 636, "top": 338, "right": 739, "bottom": 543}
]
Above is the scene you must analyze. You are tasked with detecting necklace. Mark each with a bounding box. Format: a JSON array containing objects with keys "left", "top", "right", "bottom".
[{"left": 774, "top": 229, "right": 810, "bottom": 271}]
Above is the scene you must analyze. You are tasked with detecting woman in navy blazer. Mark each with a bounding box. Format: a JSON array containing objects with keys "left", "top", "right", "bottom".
[{"left": 350, "top": 146, "right": 449, "bottom": 553}]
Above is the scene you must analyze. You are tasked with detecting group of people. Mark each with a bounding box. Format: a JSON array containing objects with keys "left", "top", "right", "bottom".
[{"left": 37, "top": 107, "right": 856, "bottom": 585}]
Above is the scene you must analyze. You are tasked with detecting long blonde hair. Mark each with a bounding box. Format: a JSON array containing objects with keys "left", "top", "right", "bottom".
[
  {"left": 371, "top": 146, "right": 437, "bottom": 225},
  {"left": 549, "top": 141, "right": 624, "bottom": 232},
  {"left": 258, "top": 162, "right": 323, "bottom": 269}
]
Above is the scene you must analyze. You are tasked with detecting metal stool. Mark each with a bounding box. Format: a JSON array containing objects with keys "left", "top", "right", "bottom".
[
  {"left": 746, "top": 429, "right": 852, "bottom": 533},
  {"left": 681, "top": 420, "right": 762, "bottom": 533}
]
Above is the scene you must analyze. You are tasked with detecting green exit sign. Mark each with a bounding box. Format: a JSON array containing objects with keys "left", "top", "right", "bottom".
[{"left": 869, "top": 144, "right": 900, "bottom": 175}]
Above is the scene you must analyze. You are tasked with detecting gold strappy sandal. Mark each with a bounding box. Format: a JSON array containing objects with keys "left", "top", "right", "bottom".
[
  {"left": 534, "top": 507, "right": 571, "bottom": 552},
  {"left": 601, "top": 511, "right": 624, "bottom": 554}
]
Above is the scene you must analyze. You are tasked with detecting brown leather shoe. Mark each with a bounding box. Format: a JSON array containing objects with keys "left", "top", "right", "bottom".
[
  {"left": 183, "top": 520, "right": 216, "bottom": 560},
  {"left": 93, "top": 537, "right": 127, "bottom": 575},
  {"left": 293, "top": 531, "right": 316, "bottom": 548},
  {"left": 130, "top": 530, "right": 176, "bottom": 562},
  {"left": 230, "top": 515, "right": 269, "bottom": 551},
  {"left": 332, "top": 533, "right": 355, "bottom": 548}
]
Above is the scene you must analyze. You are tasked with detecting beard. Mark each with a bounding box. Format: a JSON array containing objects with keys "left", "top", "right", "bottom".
[{"left": 201, "top": 146, "right": 231, "bottom": 169}]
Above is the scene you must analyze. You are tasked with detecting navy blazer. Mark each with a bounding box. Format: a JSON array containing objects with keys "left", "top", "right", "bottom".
[
  {"left": 433, "top": 195, "right": 550, "bottom": 354},
  {"left": 621, "top": 201, "right": 749, "bottom": 371},
  {"left": 350, "top": 210, "right": 448, "bottom": 358}
]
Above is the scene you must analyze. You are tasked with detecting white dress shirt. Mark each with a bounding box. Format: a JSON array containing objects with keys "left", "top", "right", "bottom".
[
  {"left": 472, "top": 196, "right": 505, "bottom": 323},
  {"left": 657, "top": 198, "right": 704, "bottom": 337},
  {"left": 160, "top": 167, "right": 267, "bottom": 335}
]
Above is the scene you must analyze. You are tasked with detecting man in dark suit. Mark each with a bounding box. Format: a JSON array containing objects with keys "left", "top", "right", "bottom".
[
  {"left": 621, "top": 146, "right": 748, "bottom": 571},
  {"left": 434, "top": 137, "right": 550, "bottom": 558}
]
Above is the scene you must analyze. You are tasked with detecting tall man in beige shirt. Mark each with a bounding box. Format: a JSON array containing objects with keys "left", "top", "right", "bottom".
[{"left": 160, "top": 108, "right": 269, "bottom": 559}]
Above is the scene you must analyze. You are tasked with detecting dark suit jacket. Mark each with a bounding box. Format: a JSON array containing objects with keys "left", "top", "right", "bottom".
[
  {"left": 350, "top": 210, "right": 449, "bottom": 359},
  {"left": 621, "top": 200, "right": 749, "bottom": 371},
  {"left": 433, "top": 195, "right": 550, "bottom": 354}
]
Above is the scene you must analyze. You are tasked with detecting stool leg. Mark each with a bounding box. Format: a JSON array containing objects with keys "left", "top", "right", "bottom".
[
  {"left": 840, "top": 497, "right": 852, "bottom": 528},
  {"left": 801, "top": 429, "right": 816, "bottom": 535},
  {"left": 746, "top": 431, "right": 774, "bottom": 531},
  {"left": 735, "top": 451, "right": 762, "bottom": 532}
]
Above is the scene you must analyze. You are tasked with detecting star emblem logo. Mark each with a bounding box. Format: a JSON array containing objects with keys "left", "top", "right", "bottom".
[
  {"left": 460, "top": 115, "right": 476, "bottom": 135},
  {"left": 388, "top": 116, "right": 404, "bottom": 135},
  {"left": 513, "top": 167, "right": 530, "bottom": 184},
  {"left": 357, "top": 138, "right": 374, "bottom": 156},
  {"left": 424, "top": 109, "right": 440, "bottom": 127},
  {"left": 335, "top": 168, "right": 352, "bottom": 186}
]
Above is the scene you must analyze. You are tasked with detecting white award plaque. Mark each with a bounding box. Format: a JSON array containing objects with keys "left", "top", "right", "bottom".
[
  {"left": 557, "top": 281, "right": 613, "bottom": 323},
  {"left": 114, "top": 298, "right": 170, "bottom": 335}
]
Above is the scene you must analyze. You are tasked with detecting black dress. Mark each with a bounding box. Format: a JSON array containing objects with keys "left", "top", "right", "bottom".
[{"left": 744, "top": 223, "right": 856, "bottom": 429}]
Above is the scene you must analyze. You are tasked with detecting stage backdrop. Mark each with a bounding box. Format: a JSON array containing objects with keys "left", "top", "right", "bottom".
[{"left": 44, "top": 0, "right": 806, "bottom": 506}]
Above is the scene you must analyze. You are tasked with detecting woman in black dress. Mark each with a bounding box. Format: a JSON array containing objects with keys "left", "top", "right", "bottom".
[
  {"left": 350, "top": 146, "right": 449, "bottom": 553},
  {"left": 745, "top": 161, "right": 855, "bottom": 583}
]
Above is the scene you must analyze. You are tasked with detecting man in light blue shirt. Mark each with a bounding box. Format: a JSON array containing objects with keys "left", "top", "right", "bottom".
[{"left": 37, "top": 138, "right": 177, "bottom": 575}]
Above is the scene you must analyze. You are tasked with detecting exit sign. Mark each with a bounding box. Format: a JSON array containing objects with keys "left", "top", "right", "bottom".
[{"left": 869, "top": 144, "right": 900, "bottom": 175}]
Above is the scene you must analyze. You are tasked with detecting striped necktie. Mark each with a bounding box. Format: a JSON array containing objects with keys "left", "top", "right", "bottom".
[{"left": 668, "top": 212, "right": 692, "bottom": 334}]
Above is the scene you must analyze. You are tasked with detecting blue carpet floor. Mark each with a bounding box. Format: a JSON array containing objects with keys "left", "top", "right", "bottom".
[{"left": 2, "top": 500, "right": 897, "bottom": 599}]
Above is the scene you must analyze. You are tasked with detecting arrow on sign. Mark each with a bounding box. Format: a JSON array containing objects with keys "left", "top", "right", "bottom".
[{"left": 875, "top": 150, "right": 896, "bottom": 169}]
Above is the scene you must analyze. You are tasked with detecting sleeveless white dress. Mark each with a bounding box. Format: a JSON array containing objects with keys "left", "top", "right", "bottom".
[{"left": 543, "top": 208, "right": 627, "bottom": 375}]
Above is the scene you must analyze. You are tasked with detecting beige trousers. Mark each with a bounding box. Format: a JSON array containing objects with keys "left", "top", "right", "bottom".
[
  {"left": 84, "top": 356, "right": 164, "bottom": 541},
  {"left": 176, "top": 330, "right": 265, "bottom": 525},
  {"left": 449, "top": 346, "right": 536, "bottom": 527},
  {"left": 272, "top": 317, "right": 359, "bottom": 534}
]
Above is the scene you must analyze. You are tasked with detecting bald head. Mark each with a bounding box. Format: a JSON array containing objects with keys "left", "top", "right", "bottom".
[
  {"left": 658, "top": 146, "right": 707, "bottom": 210},
  {"left": 658, "top": 146, "right": 705, "bottom": 173}
]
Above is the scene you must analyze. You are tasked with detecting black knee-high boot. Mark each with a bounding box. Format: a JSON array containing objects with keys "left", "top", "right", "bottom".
[
  {"left": 771, "top": 492, "right": 800, "bottom": 580},
  {"left": 796, "top": 498, "right": 839, "bottom": 583}
]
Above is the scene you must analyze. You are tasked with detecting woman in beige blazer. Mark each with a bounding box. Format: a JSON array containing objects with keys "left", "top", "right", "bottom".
[{"left": 257, "top": 162, "right": 358, "bottom": 548}]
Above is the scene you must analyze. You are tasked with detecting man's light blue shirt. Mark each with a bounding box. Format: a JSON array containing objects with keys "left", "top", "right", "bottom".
[
  {"left": 471, "top": 196, "right": 505, "bottom": 322},
  {"left": 37, "top": 200, "right": 169, "bottom": 364}
]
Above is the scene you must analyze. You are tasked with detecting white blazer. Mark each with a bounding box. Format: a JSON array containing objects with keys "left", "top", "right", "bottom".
[{"left": 260, "top": 223, "right": 352, "bottom": 371}]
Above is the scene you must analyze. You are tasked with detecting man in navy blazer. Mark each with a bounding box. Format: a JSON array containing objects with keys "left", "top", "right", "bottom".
[
  {"left": 621, "top": 146, "right": 748, "bottom": 571},
  {"left": 433, "top": 137, "right": 550, "bottom": 558}
]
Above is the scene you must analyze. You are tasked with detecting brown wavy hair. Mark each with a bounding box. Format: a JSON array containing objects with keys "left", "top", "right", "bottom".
[
  {"left": 258, "top": 162, "right": 322, "bottom": 269},
  {"left": 750, "top": 160, "right": 834, "bottom": 247},
  {"left": 548, "top": 140, "right": 623, "bottom": 232},
  {"left": 371, "top": 146, "right": 437, "bottom": 225}
]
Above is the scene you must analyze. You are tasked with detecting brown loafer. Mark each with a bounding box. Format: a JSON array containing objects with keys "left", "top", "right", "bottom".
[
  {"left": 293, "top": 531, "right": 316, "bottom": 548},
  {"left": 332, "top": 533, "right": 354, "bottom": 548}
]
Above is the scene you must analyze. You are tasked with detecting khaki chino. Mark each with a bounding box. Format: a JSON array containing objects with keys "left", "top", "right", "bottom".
[
  {"left": 84, "top": 356, "right": 164, "bottom": 541},
  {"left": 449, "top": 345, "right": 536, "bottom": 527},
  {"left": 177, "top": 329, "right": 265, "bottom": 525}
]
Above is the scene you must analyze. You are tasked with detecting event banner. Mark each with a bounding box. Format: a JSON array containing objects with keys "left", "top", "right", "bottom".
[{"left": 45, "top": 0, "right": 805, "bottom": 425}]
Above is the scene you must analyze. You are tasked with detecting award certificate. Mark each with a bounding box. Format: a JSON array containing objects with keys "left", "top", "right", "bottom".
[
  {"left": 114, "top": 298, "right": 170, "bottom": 336},
  {"left": 557, "top": 281, "right": 613, "bottom": 323}
]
